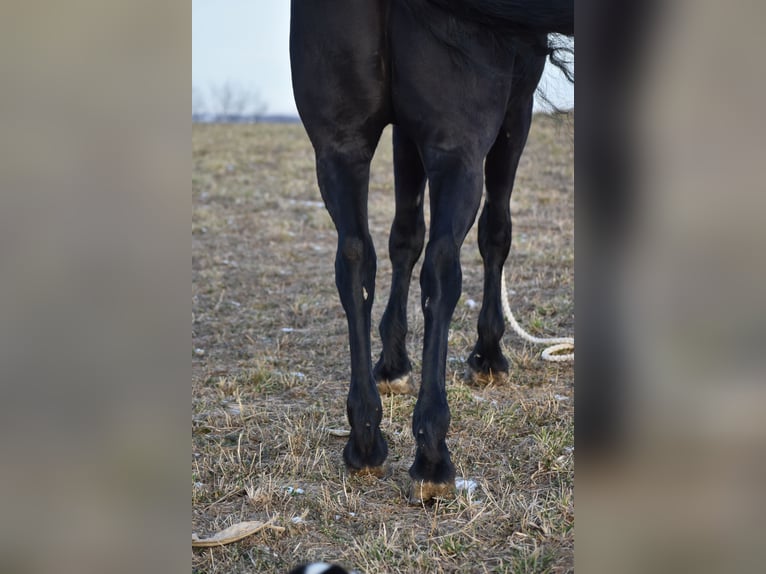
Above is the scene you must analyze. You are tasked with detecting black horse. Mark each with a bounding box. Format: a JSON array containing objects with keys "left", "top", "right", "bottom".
[{"left": 290, "top": 0, "right": 573, "bottom": 502}]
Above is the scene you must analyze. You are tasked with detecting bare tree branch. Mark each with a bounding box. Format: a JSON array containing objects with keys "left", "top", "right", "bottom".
[{"left": 209, "top": 82, "right": 267, "bottom": 122}]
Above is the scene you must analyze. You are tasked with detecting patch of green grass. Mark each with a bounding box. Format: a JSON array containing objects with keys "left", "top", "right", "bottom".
[{"left": 507, "top": 544, "right": 557, "bottom": 574}]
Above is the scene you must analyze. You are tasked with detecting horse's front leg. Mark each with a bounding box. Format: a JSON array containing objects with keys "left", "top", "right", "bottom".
[
  {"left": 409, "top": 152, "right": 484, "bottom": 502},
  {"left": 316, "top": 150, "right": 388, "bottom": 476}
]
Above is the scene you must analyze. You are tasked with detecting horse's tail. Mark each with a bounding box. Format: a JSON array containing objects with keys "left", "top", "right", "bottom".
[{"left": 427, "top": 0, "right": 573, "bottom": 36}]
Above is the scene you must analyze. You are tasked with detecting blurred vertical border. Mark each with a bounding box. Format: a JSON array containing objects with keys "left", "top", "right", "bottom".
[
  {"left": 576, "top": 1, "right": 766, "bottom": 573},
  {"left": 0, "top": 1, "right": 189, "bottom": 573}
]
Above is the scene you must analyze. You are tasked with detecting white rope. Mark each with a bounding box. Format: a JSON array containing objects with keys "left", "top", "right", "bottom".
[{"left": 501, "top": 267, "right": 574, "bottom": 362}]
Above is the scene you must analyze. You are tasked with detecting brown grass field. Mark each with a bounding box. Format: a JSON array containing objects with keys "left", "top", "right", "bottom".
[{"left": 192, "top": 114, "right": 574, "bottom": 573}]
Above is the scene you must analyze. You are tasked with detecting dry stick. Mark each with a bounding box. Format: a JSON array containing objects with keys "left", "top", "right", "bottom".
[{"left": 192, "top": 515, "right": 285, "bottom": 547}]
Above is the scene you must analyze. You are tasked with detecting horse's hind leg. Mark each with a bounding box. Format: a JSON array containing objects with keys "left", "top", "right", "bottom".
[
  {"left": 290, "top": 0, "right": 392, "bottom": 476},
  {"left": 466, "top": 57, "right": 546, "bottom": 385},
  {"left": 374, "top": 127, "right": 426, "bottom": 396},
  {"left": 315, "top": 147, "right": 388, "bottom": 476}
]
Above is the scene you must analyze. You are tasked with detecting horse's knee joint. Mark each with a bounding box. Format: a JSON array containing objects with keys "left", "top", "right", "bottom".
[
  {"left": 427, "top": 235, "right": 459, "bottom": 265},
  {"left": 340, "top": 236, "right": 365, "bottom": 262}
]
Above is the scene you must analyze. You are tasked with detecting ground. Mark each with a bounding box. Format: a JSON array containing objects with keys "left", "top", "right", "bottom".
[{"left": 192, "top": 114, "right": 574, "bottom": 573}]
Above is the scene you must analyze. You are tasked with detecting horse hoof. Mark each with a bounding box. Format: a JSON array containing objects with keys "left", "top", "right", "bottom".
[
  {"left": 464, "top": 366, "right": 509, "bottom": 387},
  {"left": 377, "top": 374, "right": 417, "bottom": 396},
  {"left": 407, "top": 480, "right": 456, "bottom": 504},
  {"left": 348, "top": 465, "right": 389, "bottom": 479}
]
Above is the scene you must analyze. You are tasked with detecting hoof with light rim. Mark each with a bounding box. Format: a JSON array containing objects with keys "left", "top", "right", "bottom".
[
  {"left": 408, "top": 480, "right": 456, "bottom": 504},
  {"left": 348, "top": 465, "right": 389, "bottom": 479},
  {"left": 377, "top": 374, "right": 418, "bottom": 396},
  {"left": 464, "top": 366, "right": 509, "bottom": 386}
]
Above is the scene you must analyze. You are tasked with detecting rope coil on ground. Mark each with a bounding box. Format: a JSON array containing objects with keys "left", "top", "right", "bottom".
[{"left": 501, "top": 267, "right": 574, "bottom": 362}]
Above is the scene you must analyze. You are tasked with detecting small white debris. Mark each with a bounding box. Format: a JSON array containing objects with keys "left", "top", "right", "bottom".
[
  {"left": 324, "top": 427, "right": 351, "bottom": 437},
  {"left": 465, "top": 299, "right": 478, "bottom": 309},
  {"left": 291, "top": 516, "right": 305, "bottom": 524},
  {"left": 471, "top": 395, "right": 498, "bottom": 406},
  {"left": 363, "top": 287, "right": 368, "bottom": 300},
  {"left": 348, "top": 512, "right": 356, "bottom": 517},
  {"left": 554, "top": 394, "right": 569, "bottom": 401},
  {"left": 281, "top": 327, "right": 295, "bottom": 333},
  {"left": 455, "top": 478, "right": 478, "bottom": 495},
  {"left": 223, "top": 402, "right": 241, "bottom": 415},
  {"left": 193, "top": 481, "right": 204, "bottom": 490},
  {"left": 194, "top": 348, "right": 205, "bottom": 356},
  {"left": 284, "top": 486, "right": 305, "bottom": 495},
  {"left": 563, "top": 446, "right": 574, "bottom": 454},
  {"left": 290, "top": 371, "right": 306, "bottom": 380},
  {"left": 288, "top": 199, "right": 325, "bottom": 208},
  {"left": 334, "top": 515, "right": 341, "bottom": 521}
]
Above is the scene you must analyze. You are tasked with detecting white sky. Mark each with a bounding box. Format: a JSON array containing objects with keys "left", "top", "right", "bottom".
[{"left": 192, "top": 0, "right": 573, "bottom": 116}]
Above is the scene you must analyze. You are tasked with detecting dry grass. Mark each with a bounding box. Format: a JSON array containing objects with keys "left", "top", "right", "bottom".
[{"left": 192, "top": 114, "right": 574, "bottom": 573}]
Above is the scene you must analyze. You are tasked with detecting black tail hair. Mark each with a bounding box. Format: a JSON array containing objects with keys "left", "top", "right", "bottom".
[{"left": 537, "top": 32, "right": 574, "bottom": 114}]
